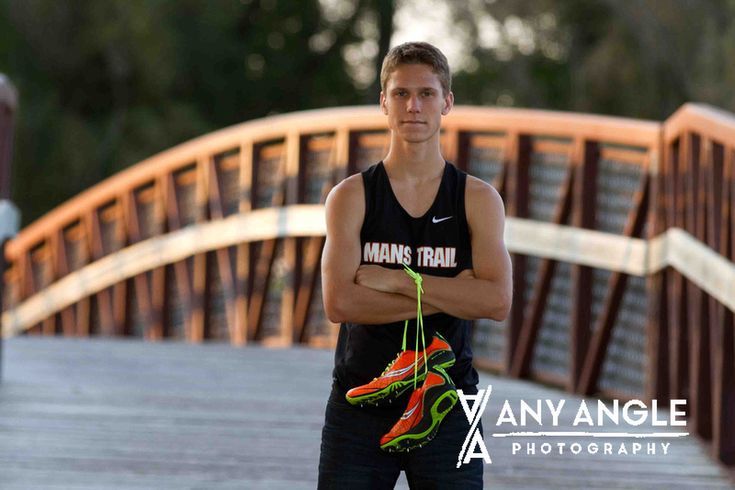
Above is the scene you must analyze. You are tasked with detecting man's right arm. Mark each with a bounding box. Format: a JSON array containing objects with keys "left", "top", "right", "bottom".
[{"left": 321, "top": 174, "right": 438, "bottom": 324}]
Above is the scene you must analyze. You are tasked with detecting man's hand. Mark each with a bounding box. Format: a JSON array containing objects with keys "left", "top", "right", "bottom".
[
  {"left": 355, "top": 265, "right": 405, "bottom": 293},
  {"left": 456, "top": 268, "right": 474, "bottom": 279}
]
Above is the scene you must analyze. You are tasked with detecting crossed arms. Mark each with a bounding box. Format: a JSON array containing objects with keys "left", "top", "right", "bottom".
[{"left": 321, "top": 174, "right": 512, "bottom": 324}]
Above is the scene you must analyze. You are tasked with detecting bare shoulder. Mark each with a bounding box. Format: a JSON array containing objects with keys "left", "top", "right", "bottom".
[
  {"left": 325, "top": 173, "right": 365, "bottom": 229},
  {"left": 465, "top": 175, "right": 505, "bottom": 216},
  {"left": 326, "top": 173, "right": 363, "bottom": 208}
]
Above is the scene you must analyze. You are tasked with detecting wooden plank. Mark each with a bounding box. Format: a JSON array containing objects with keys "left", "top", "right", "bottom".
[
  {"left": 333, "top": 127, "right": 351, "bottom": 180},
  {"left": 111, "top": 198, "right": 129, "bottom": 336},
  {"left": 505, "top": 133, "right": 531, "bottom": 374},
  {"left": 278, "top": 132, "right": 304, "bottom": 346},
  {"left": 469, "top": 133, "right": 505, "bottom": 150},
  {"left": 36, "top": 239, "right": 57, "bottom": 336},
  {"left": 148, "top": 177, "right": 167, "bottom": 340},
  {"left": 531, "top": 140, "right": 571, "bottom": 155},
  {"left": 53, "top": 229, "right": 76, "bottom": 336},
  {"left": 669, "top": 135, "right": 689, "bottom": 401},
  {"left": 249, "top": 239, "right": 278, "bottom": 342},
  {"left": 647, "top": 139, "right": 669, "bottom": 403},
  {"left": 454, "top": 131, "right": 470, "bottom": 172},
  {"left": 492, "top": 150, "right": 508, "bottom": 197},
  {"left": 208, "top": 157, "right": 238, "bottom": 343},
  {"left": 124, "top": 189, "right": 155, "bottom": 338},
  {"left": 664, "top": 103, "right": 735, "bottom": 146},
  {"left": 234, "top": 142, "right": 254, "bottom": 346},
  {"left": 688, "top": 134, "right": 712, "bottom": 439},
  {"left": 599, "top": 147, "right": 649, "bottom": 166},
  {"left": 292, "top": 237, "right": 324, "bottom": 343},
  {"left": 189, "top": 159, "right": 210, "bottom": 342},
  {"left": 570, "top": 140, "right": 598, "bottom": 392},
  {"left": 2, "top": 337, "right": 733, "bottom": 489},
  {"left": 712, "top": 146, "right": 735, "bottom": 464},
  {"left": 165, "top": 173, "right": 193, "bottom": 340},
  {"left": 86, "top": 210, "right": 115, "bottom": 336}
]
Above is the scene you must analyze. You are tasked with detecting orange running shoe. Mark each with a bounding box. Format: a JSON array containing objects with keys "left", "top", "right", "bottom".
[
  {"left": 379, "top": 365, "right": 458, "bottom": 452},
  {"left": 345, "top": 333, "right": 455, "bottom": 407}
]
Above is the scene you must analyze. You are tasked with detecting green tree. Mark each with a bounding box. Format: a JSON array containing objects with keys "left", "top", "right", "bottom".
[
  {"left": 449, "top": 0, "right": 735, "bottom": 118},
  {"left": 0, "top": 0, "right": 394, "bottom": 225}
]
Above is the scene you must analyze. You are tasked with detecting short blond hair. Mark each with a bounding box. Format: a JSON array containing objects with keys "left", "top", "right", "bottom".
[{"left": 380, "top": 42, "right": 451, "bottom": 96}]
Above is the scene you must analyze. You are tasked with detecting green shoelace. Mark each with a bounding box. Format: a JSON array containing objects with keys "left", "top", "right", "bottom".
[{"left": 402, "top": 262, "right": 427, "bottom": 389}]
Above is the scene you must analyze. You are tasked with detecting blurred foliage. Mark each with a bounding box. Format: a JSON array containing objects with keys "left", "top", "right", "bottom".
[
  {"left": 1, "top": 0, "right": 734, "bottom": 225},
  {"left": 449, "top": 0, "right": 735, "bottom": 117},
  {"left": 0, "top": 0, "right": 394, "bottom": 224}
]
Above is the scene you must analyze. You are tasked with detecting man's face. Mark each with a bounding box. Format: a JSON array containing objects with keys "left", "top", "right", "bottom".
[{"left": 380, "top": 63, "right": 454, "bottom": 144}]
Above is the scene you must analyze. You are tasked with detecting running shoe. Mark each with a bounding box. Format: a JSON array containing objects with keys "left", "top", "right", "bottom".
[
  {"left": 379, "top": 365, "right": 458, "bottom": 452},
  {"left": 345, "top": 333, "right": 455, "bottom": 407}
]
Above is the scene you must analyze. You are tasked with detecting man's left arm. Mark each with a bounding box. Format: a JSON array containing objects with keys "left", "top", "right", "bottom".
[{"left": 355, "top": 177, "right": 512, "bottom": 321}]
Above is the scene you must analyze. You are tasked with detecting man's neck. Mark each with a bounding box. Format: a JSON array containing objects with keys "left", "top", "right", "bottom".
[{"left": 382, "top": 138, "right": 445, "bottom": 181}]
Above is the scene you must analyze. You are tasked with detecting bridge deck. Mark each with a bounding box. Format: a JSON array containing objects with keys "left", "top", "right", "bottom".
[{"left": 0, "top": 337, "right": 732, "bottom": 489}]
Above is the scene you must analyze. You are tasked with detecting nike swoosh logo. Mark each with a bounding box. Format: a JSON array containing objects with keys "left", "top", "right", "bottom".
[
  {"left": 385, "top": 362, "right": 420, "bottom": 378},
  {"left": 432, "top": 215, "right": 453, "bottom": 224},
  {"left": 401, "top": 401, "right": 420, "bottom": 420}
]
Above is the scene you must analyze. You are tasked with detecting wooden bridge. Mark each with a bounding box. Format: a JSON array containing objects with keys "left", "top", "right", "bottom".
[
  {"left": 1, "top": 72, "right": 734, "bottom": 486},
  {"left": 1, "top": 336, "right": 733, "bottom": 489}
]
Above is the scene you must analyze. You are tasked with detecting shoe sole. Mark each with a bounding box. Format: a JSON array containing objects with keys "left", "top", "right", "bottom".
[
  {"left": 379, "top": 388, "right": 459, "bottom": 453},
  {"left": 345, "top": 355, "right": 455, "bottom": 407}
]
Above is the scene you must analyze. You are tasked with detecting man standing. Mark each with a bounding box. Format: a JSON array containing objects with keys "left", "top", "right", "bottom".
[{"left": 319, "top": 42, "right": 512, "bottom": 489}]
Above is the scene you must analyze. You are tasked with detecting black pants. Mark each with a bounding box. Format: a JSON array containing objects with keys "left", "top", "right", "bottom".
[{"left": 318, "top": 387, "right": 484, "bottom": 489}]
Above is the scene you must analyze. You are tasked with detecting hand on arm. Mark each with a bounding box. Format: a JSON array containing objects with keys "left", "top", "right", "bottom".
[{"left": 321, "top": 175, "right": 439, "bottom": 325}]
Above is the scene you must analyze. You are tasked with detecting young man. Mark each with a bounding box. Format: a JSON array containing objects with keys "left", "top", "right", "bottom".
[{"left": 318, "top": 42, "right": 512, "bottom": 489}]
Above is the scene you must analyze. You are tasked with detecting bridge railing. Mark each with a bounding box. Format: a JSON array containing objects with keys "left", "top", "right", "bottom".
[
  {"left": 655, "top": 104, "right": 735, "bottom": 464},
  {"left": 1, "top": 104, "right": 733, "bottom": 466}
]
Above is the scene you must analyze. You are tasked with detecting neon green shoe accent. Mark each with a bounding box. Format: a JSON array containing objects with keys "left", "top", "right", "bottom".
[
  {"left": 379, "top": 388, "right": 459, "bottom": 452},
  {"left": 344, "top": 344, "right": 455, "bottom": 406},
  {"left": 346, "top": 263, "right": 456, "bottom": 413}
]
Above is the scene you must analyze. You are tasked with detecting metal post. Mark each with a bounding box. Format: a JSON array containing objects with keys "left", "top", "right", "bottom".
[
  {"left": 0, "top": 74, "right": 19, "bottom": 383},
  {"left": 0, "top": 203, "right": 20, "bottom": 381}
]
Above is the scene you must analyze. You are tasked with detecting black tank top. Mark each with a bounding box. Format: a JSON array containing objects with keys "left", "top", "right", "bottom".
[{"left": 331, "top": 161, "right": 480, "bottom": 408}]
